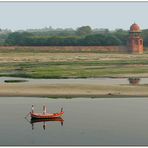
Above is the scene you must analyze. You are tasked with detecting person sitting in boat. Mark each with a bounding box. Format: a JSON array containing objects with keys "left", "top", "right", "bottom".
[
  {"left": 31, "top": 105, "right": 34, "bottom": 113},
  {"left": 43, "top": 105, "right": 46, "bottom": 114}
]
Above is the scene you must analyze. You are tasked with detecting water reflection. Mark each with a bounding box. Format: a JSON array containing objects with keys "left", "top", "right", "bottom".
[
  {"left": 30, "top": 117, "right": 64, "bottom": 130},
  {"left": 1, "top": 76, "right": 148, "bottom": 85},
  {"left": 128, "top": 77, "right": 140, "bottom": 85}
]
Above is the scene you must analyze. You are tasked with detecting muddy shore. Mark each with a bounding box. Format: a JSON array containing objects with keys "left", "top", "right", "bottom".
[{"left": 0, "top": 83, "right": 147, "bottom": 98}]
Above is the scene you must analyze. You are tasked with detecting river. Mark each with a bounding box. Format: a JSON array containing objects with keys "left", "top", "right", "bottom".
[
  {"left": 0, "top": 77, "right": 148, "bottom": 85},
  {"left": 0, "top": 97, "right": 148, "bottom": 145}
]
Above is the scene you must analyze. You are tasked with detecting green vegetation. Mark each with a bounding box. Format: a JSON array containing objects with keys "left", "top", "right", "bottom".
[
  {"left": 0, "top": 55, "right": 148, "bottom": 78},
  {"left": 5, "top": 32, "right": 122, "bottom": 46},
  {"left": 4, "top": 79, "right": 28, "bottom": 83},
  {"left": 1, "top": 25, "right": 148, "bottom": 46},
  {"left": 76, "top": 26, "right": 92, "bottom": 36}
]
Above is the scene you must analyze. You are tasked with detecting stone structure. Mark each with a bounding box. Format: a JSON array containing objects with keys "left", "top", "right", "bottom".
[{"left": 128, "top": 23, "right": 144, "bottom": 53}]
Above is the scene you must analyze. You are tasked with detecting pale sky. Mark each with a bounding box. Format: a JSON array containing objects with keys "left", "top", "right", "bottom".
[{"left": 0, "top": 2, "right": 148, "bottom": 31}]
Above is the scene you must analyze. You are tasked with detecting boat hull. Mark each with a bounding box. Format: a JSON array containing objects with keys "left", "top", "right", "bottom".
[{"left": 30, "top": 111, "right": 64, "bottom": 119}]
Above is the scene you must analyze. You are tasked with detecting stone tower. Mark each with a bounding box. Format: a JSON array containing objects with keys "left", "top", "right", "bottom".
[{"left": 128, "top": 23, "right": 144, "bottom": 54}]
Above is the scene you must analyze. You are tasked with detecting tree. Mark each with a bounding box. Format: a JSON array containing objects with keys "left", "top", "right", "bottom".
[
  {"left": 105, "top": 34, "right": 122, "bottom": 45},
  {"left": 76, "top": 26, "right": 92, "bottom": 36},
  {"left": 112, "top": 29, "right": 128, "bottom": 45},
  {"left": 82, "top": 34, "right": 105, "bottom": 45},
  {"left": 82, "top": 34, "right": 122, "bottom": 46},
  {"left": 5, "top": 32, "right": 33, "bottom": 45}
]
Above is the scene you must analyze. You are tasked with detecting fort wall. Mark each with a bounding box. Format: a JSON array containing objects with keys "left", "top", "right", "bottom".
[{"left": 0, "top": 46, "right": 129, "bottom": 53}]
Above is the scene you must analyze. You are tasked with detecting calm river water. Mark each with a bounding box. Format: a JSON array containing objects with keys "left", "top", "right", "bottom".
[
  {"left": 0, "top": 76, "right": 148, "bottom": 85},
  {"left": 0, "top": 97, "right": 148, "bottom": 145}
]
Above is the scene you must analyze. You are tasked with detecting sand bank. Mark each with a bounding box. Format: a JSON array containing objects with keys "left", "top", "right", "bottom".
[{"left": 0, "top": 83, "right": 147, "bottom": 98}]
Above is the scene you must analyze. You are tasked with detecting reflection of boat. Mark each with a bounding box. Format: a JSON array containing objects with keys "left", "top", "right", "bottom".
[
  {"left": 31, "top": 117, "right": 64, "bottom": 124},
  {"left": 128, "top": 77, "right": 140, "bottom": 85},
  {"left": 30, "top": 105, "right": 64, "bottom": 119},
  {"left": 30, "top": 117, "right": 64, "bottom": 130}
]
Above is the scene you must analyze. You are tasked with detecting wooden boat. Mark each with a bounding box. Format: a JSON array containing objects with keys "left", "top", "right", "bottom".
[
  {"left": 30, "top": 105, "right": 64, "bottom": 119},
  {"left": 30, "top": 111, "right": 64, "bottom": 119}
]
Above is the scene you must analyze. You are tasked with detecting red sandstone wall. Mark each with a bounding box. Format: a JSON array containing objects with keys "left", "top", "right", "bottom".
[{"left": 0, "top": 46, "right": 128, "bottom": 52}]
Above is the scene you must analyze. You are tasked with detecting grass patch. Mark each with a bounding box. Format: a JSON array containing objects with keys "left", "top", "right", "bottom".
[{"left": 0, "top": 51, "right": 147, "bottom": 78}]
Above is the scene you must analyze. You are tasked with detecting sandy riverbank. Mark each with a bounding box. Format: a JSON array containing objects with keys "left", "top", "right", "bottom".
[{"left": 0, "top": 83, "right": 148, "bottom": 98}]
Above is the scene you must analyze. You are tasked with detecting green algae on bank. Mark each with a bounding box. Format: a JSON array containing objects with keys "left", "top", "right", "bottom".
[{"left": 4, "top": 79, "right": 28, "bottom": 83}]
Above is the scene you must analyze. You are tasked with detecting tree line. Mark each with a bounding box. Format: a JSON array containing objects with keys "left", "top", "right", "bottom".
[
  {"left": 1, "top": 26, "right": 148, "bottom": 46},
  {"left": 5, "top": 32, "right": 123, "bottom": 46}
]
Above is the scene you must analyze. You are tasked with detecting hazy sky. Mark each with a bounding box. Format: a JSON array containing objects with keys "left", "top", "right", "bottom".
[{"left": 0, "top": 2, "right": 148, "bottom": 31}]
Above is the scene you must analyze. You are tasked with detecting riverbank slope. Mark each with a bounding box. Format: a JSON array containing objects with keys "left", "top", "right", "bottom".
[{"left": 0, "top": 83, "right": 147, "bottom": 97}]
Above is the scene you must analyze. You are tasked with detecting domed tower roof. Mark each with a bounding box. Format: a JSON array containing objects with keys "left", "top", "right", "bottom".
[{"left": 130, "top": 23, "right": 141, "bottom": 32}]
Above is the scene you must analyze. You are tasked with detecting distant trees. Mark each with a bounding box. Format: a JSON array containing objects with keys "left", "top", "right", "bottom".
[
  {"left": 2, "top": 26, "right": 148, "bottom": 46},
  {"left": 111, "top": 29, "right": 128, "bottom": 45},
  {"left": 80, "top": 34, "right": 121, "bottom": 46},
  {"left": 5, "top": 32, "right": 33, "bottom": 45},
  {"left": 4, "top": 32, "right": 122, "bottom": 46},
  {"left": 141, "top": 29, "right": 148, "bottom": 46},
  {"left": 24, "top": 27, "right": 76, "bottom": 37},
  {"left": 0, "top": 33, "right": 9, "bottom": 45},
  {"left": 76, "top": 26, "right": 92, "bottom": 36}
]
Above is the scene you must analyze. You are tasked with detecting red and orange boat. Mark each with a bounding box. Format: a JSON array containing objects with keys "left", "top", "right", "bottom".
[{"left": 30, "top": 105, "right": 64, "bottom": 119}]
